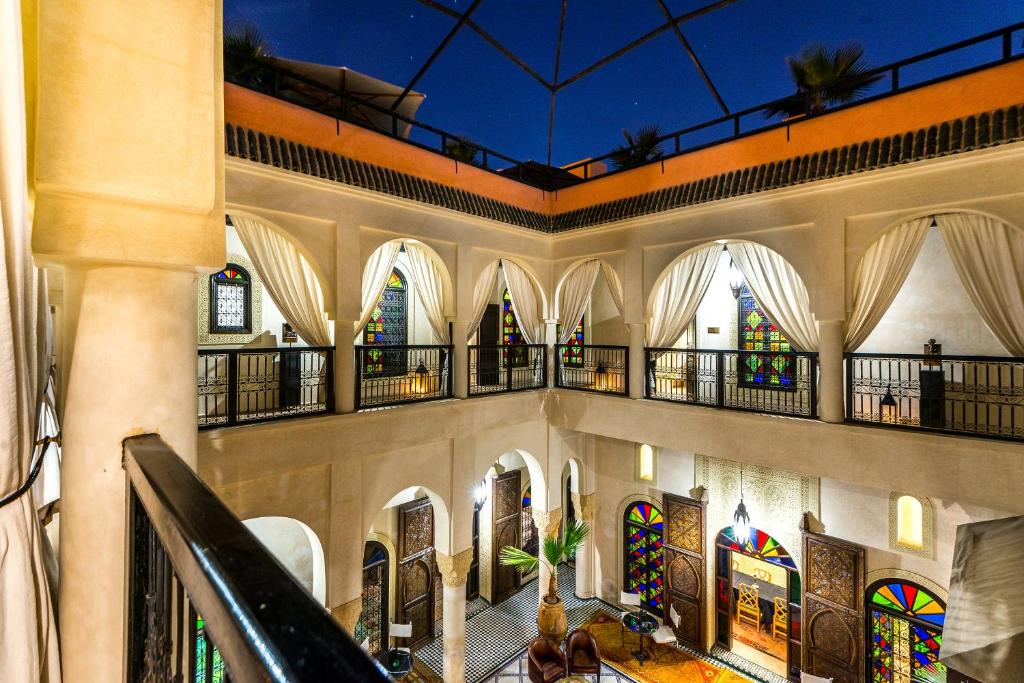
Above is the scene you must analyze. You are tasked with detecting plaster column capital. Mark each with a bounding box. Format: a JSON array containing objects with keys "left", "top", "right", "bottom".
[
  {"left": 573, "top": 493, "right": 597, "bottom": 523},
  {"left": 435, "top": 548, "right": 475, "bottom": 587},
  {"left": 532, "top": 507, "right": 562, "bottom": 538}
]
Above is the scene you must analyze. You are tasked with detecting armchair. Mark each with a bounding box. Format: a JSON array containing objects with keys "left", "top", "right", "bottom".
[
  {"left": 527, "top": 637, "right": 567, "bottom": 683},
  {"left": 567, "top": 629, "right": 601, "bottom": 679}
]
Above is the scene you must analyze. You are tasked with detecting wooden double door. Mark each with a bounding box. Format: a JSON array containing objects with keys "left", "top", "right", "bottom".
[
  {"left": 662, "top": 493, "right": 707, "bottom": 651},
  {"left": 491, "top": 469, "right": 522, "bottom": 604},
  {"left": 395, "top": 497, "right": 437, "bottom": 650}
]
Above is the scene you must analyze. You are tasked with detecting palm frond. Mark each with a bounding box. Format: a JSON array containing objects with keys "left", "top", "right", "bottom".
[
  {"left": 498, "top": 546, "right": 540, "bottom": 575},
  {"left": 610, "top": 125, "right": 665, "bottom": 170},
  {"left": 766, "top": 41, "right": 881, "bottom": 118},
  {"left": 562, "top": 519, "right": 590, "bottom": 558},
  {"left": 542, "top": 535, "right": 565, "bottom": 569}
]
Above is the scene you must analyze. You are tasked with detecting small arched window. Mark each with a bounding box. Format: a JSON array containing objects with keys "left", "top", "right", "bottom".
[
  {"left": 209, "top": 264, "right": 252, "bottom": 334},
  {"left": 889, "top": 492, "right": 932, "bottom": 557}
]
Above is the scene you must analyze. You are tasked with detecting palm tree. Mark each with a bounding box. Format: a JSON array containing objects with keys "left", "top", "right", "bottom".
[
  {"left": 765, "top": 43, "right": 883, "bottom": 118},
  {"left": 499, "top": 519, "right": 589, "bottom": 603},
  {"left": 224, "top": 21, "right": 275, "bottom": 87},
  {"left": 610, "top": 125, "right": 665, "bottom": 171},
  {"left": 444, "top": 137, "right": 480, "bottom": 164}
]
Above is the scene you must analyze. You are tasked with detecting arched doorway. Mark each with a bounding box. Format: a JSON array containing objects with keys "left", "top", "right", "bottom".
[
  {"left": 715, "top": 527, "right": 800, "bottom": 679},
  {"left": 866, "top": 579, "right": 946, "bottom": 682},
  {"left": 623, "top": 501, "right": 665, "bottom": 615},
  {"left": 359, "top": 541, "right": 390, "bottom": 658}
]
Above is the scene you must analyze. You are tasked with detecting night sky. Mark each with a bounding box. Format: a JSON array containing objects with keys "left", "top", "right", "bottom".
[{"left": 224, "top": 0, "right": 1023, "bottom": 166}]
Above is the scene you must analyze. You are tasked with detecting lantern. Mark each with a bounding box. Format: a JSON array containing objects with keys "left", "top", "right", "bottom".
[
  {"left": 879, "top": 384, "right": 898, "bottom": 424},
  {"left": 593, "top": 360, "right": 610, "bottom": 391},
  {"left": 410, "top": 359, "right": 431, "bottom": 395},
  {"left": 728, "top": 258, "right": 744, "bottom": 299},
  {"left": 732, "top": 466, "right": 751, "bottom": 545}
]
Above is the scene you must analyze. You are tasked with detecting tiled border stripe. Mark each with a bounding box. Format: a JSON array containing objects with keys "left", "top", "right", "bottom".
[{"left": 226, "top": 102, "right": 1024, "bottom": 234}]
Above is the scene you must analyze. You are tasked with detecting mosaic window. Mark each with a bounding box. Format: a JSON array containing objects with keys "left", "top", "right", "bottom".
[
  {"left": 194, "top": 616, "right": 225, "bottom": 683},
  {"left": 737, "top": 285, "right": 794, "bottom": 388},
  {"left": 209, "top": 264, "right": 251, "bottom": 334},
  {"left": 362, "top": 270, "right": 408, "bottom": 376},
  {"left": 560, "top": 316, "right": 585, "bottom": 368},
  {"left": 717, "top": 526, "right": 798, "bottom": 570},
  {"left": 522, "top": 485, "right": 538, "bottom": 556},
  {"left": 503, "top": 289, "right": 528, "bottom": 367},
  {"left": 357, "top": 541, "right": 389, "bottom": 657},
  {"left": 869, "top": 581, "right": 946, "bottom": 683},
  {"left": 623, "top": 501, "right": 664, "bottom": 615}
]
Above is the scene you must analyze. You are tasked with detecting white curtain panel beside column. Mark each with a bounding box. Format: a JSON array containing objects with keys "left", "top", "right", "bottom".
[
  {"left": 556, "top": 260, "right": 601, "bottom": 344},
  {"left": 501, "top": 259, "right": 544, "bottom": 344},
  {"left": 728, "top": 241, "right": 819, "bottom": 351},
  {"left": 936, "top": 213, "right": 1024, "bottom": 356},
  {"left": 646, "top": 243, "right": 722, "bottom": 348},
  {"left": 403, "top": 241, "right": 452, "bottom": 344},
  {"left": 844, "top": 217, "right": 932, "bottom": 351},
  {"left": 232, "top": 215, "right": 333, "bottom": 346},
  {"left": 466, "top": 260, "right": 500, "bottom": 341},
  {"left": 600, "top": 261, "right": 626, "bottom": 318},
  {"left": 354, "top": 239, "right": 402, "bottom": 335}
]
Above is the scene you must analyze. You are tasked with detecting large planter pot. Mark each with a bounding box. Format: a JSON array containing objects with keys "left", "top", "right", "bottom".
[{"left": 537, "top": 596, "right": 568, "bottom": 644}]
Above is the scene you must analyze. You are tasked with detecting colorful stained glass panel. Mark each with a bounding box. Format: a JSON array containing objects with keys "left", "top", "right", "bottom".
[
  {"left": 718, "top": 526, "right": 797, "bottom": 570},
  {"left": 362, "top": 270, "right": 407, "bottom": 376},
  {"left": 624, "top": 502, "right": 664, "bottom": 614},
  {"left": 560, "top": 316, "right": 585, "bottom": 368},
  {"left": 869, "top": 582, "right": 946, "bottom": 682},
  {"left": 737, "top": 285, "right": 794, "bottom": 388}
]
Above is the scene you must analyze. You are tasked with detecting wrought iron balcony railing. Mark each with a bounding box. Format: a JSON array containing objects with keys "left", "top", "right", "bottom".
[
  {"left": 645, "top": 348, "right": 818, "bottom": 418},
  {"left": 555, "top": 344, "right": 629, "bottom": 396},
  {"left": 124, "top": 434, "right": 388, "bottom": 682},
  {"left": 468, "top": 344, "right": 547, "bottom": 397},
  {"left": 355, "top": 344, "right": 453, "bottom": 410},
  {"left": 198, "top": 347, "right": 333, "bottom": 429},
  {"left": 846, "top": 352, "right": 1024, "bottom": 441}
]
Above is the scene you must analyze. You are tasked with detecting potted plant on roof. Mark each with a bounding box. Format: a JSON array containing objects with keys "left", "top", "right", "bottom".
[
  {"left": 765, "top": 42, "right": 882, "bottom": 119},
  {"left": 499, "top": 518, "right": 589, "bottom": 644},
  {"left": 609, "top": 125, "right": 665, "bottom": 170},
  {"left": 224, "top": 21, "right": 276, "bottom": 89},
  {"left": 444, "top": 137, "right": 480, "bottom": 164}
]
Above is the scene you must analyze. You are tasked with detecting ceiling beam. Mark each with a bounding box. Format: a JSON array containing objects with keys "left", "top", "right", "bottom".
[
  {"left": 392, "top": 0, "right": 486, "bottom": 111},
  {"left": 555, "top": 0, "right": 740, "bottom": 91},
  {"left": 654, "top": 0, "right": 730, "bottom": 115},
  {"left": 547, "top": 0, "right": 568, "bottom": 166},
  {"left": 413, "top": 0, "right": 553, "bottom": 91}
]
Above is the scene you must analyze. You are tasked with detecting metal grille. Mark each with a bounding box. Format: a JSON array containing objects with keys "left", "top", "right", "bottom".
[
  {"left": 355, "top": 345, "right": 453, "bottom": 410},
  {"left": 360, "top": 551, "right": 387, "bottom": 657},
  {"left": 468, "top": 344, "right": 547, "bottom": 396},
  {"left": 554, "top": 344, "right": 628, "bottom": 395},
  {"left": 214, "top": 283, "right": 247, "bottom": 330}
]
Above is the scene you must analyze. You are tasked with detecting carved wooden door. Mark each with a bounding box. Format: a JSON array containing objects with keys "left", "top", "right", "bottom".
[
  {"left": 663, "top": 493, "right": 706, "bottom": 649},
  {"left": 491, "top": 469, "right": 522, "bottom": 604},
  {"left": 397, "top": 497, "right": 434, "bottom": 650},
  {"left": 802, "top": 529, "right": 866, "bottom": 683}
]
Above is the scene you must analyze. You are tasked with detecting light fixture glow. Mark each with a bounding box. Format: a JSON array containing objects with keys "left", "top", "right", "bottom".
[
  {"left": 638, "top": 444, "right": 654, "bottom": 481},
  {"left": 879, "top": 384, "right": 898, "bottom": 424},
  {"left": 732, "top": 465, "right": 751, "bottom": 545},
  {"left": 474, "top": 481, "right": 488, "bottom": 506},
  {"left": 728, "top": 257, "right": 744, "bottom": 300}
]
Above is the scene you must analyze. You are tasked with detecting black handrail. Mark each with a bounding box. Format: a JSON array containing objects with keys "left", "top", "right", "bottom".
[
  {"left": 467, "top": 344, "right": 547, "bottom": 396},
  {"left": 124, "top": 434, "right": 389, "bottom": 682}
]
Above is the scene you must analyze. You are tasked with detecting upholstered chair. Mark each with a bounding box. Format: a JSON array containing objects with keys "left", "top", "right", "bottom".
[
  {"left": 527, "top": 636, "right": 567, "bottom": 683},
  {"left": 566, "top": 629, "right": 601, "bottom": 679}
]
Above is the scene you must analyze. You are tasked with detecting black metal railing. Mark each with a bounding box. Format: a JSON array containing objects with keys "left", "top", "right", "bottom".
[
  {"left": 468, "top": 344, "right": 547, "bottom": 396},
  {"left": 645, "top": 348, "right": 818, "bottom": 418},
  {"left": 227, "top": 23, "right": 1023, "bottom": 191},
  {"left": 355, "top": 344, "right": 453, "bottom": 410},
  {"left": 846, "top": 352, "right": 1024, "bottom": 440},
  {"left": 197, "top": 347, "right": 334, "bottom": 429},
  {"left": 124, "top": 434, "right": 388, "bottom": 682},
  {"left": 554, "top": 345, "right": 628, "bottom": 396}
]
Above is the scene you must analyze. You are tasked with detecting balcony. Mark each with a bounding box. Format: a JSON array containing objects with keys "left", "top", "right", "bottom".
[
  {"left": 554, "top": 345, "right": 629, "bottom": 396},
  {"left": 467, "top": 344, "right": 547, "bottom": 397},
  {"left": 645, "top": 348, "right": 818, "bottom": 419},
  {"left": 846, "top": 352, "right": 1024, "bottom": 441},
  {"left": 355, "top": 344, "right": 453, "bottom": 410}
]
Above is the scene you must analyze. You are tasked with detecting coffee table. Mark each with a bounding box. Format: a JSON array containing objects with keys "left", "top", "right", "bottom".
[{"left": 622, "top": 610, "right": 659, "bottom": 665}]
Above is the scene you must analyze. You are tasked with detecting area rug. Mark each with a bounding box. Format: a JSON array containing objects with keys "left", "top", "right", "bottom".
[
  {"left": 581, "top": 610, "right": 751, "bottom": 683},
  {"left": 406, "top": 655, "right": 443, "bottom": 683}
]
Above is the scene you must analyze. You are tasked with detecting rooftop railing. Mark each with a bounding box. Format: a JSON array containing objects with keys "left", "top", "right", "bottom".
[
  {"left": 228, "top": 22, "right": 1024, "bottom": 192},
  {"left": 124, "top": 434, "right": 387, "bottom": 681}
]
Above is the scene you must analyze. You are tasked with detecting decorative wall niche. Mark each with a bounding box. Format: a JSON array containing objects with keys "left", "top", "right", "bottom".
[
  {"left": 887, "top": 492, "right": 934, "bottom": 559},
  {"left": 198, "top": 252, "right": 264, "bottom": 345}
]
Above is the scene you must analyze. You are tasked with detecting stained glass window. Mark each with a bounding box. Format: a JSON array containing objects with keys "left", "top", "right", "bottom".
[
  {"left": 194, "top": 616, "right": 225, "bottom": 682},
  {"left": 503, "top": 289, "right": 528, "bottom": 367},
  {"left": 623, "top": 501, "right": 664, "bottom": 615},
  {"left": 522, "top": 485, "right": 538, "bottom": 556},
  {"left": 869, "top": 581, "right": 946, "bottom": 682},
  {"left": 362, "top": 270, "right": 408, "bottom": 376},
  {"left": 717, "top": 526, "right": 798, "bottom": 570},
  {"left": 737, "top": 285, "right": 794, "bottom": 388},
  {"left": 560, "top": 316, "right": 585, "bottom": 368},
  {"left": 358, "top": 541, "right": 389, "bottom": 657},
  {"left": 209, "top": 264, "right": 251, "bottom": 334}
]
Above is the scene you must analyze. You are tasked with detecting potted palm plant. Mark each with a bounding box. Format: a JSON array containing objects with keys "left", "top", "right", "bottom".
[
  {"left": 765, "top": 42, "right": 882, "bottom": 119},
  {"left": 224, "top": 21, "right": 276, "bottom": 89},
  {"left": 499, "top": 519, "right": 589, "bottom": 644},
  {"left": 609, "top": 125, "right": 665, "bottom": 171}
]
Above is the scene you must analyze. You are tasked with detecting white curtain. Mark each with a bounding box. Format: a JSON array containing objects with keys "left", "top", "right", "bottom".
[
  {"left": 601, "top": 261, "right": 625, "bottom": 318},
  {"left": 403, "top": 241, "right": 451, "bottom": 343},
  {"left": 937, "top": 214, "right": 1024, "bottom": 356},
  {"left": 0, "top": 1, "right": 61, "bottom": 676},
  {"left": 557, "top": 260, "right": 601, "bottom": 344},
  {"left": 354, "top": 240, "right": 401, "bottom": 335},
  {"left": 844, "top": 218, "right": 931, "bottom": 351},
  {"left": 728, "top": 241, "right": 819, "bottom": 351},
  {"left": 232, "top": 215, "right": 333, "bottom": 346},
  {"left": 501, "top": 259, "right": 543, "bottom": 344},
  {"left": 467, "top": 260, "right": 500, "bottom": 341},
  {"left": 646, "top": 244, "right": 722, "bottom": 348}
]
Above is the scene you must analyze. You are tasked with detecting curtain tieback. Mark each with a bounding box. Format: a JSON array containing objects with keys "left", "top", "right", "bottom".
[{"left": 0, "top": 434, "right": 59, "bottom": 510}]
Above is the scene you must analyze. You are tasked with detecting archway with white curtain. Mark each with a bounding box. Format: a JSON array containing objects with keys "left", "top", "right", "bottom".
[
  {"left": 553, "top": 258, "right": 626, "bottom": 348},
  {"left": 645, "top": 241, "right": 818, "bottom": 416}
]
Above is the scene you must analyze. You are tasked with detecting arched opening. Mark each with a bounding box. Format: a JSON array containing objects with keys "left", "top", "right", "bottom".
[
  {"left": 623, "top": 500, "right": 665, "bottom": 615},
  {"left": 357, "top": 540, "right": 390, "bottom": 657},
  {"left": 897, "top": 495, "right": 924, "bottom": 549},
  {"left": 714, "top": 526, "right": 800, "bottom": 679},
  {"left": 865, "top": 579, "right": 946, "bottom": 682},
  {"left": 646, "top": 241, "right": 816, "bottom": 416},
  {"left": 554, "top": 258, "right": 627, "bottom": 360},
  {"left": 242, "top": 516, "right": 326, "bottom": 606}
]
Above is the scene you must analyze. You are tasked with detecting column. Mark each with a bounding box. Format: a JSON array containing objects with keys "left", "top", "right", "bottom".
[
  {"left": 451, "top": 320, "right": 469, "bottom": 399},
  {"left": 544, "top": 318, "right": 558, "bottom": 387},
  {"left": 532, "top": 508, "right": 562, "bottom": 603},
  {"left": 436, "top": 548, "right": 475, "bottom": 683},
  {"left": 572, "top": 493, "right": 597, "bottom": 598},
  {"left": 627, "top": 322, "right": 646, "bottom": 399},
  {"left": 334, "top": 318, "right": 356, "bottom": 413},
  {"left": 817, "top": 319, "right": 845, "bottom": 423}
]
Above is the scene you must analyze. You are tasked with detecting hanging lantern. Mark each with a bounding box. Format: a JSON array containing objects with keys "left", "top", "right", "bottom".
[
  {"left": 411, "top": 359, "right": 431, "bottom": 395},
  {"left": 728, "top": 258, "right": 744, "bottom": 300},
  {"left": 879, "top": 384, "right": 898, "bottom": 424},
  {"left": 732, "top": 466, "right": 751, "bottom": 545}
]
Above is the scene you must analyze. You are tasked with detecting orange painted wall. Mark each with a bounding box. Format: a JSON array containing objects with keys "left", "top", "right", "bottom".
[{"left": 226, "top": 59, "right": 1024, "bottom": 218}]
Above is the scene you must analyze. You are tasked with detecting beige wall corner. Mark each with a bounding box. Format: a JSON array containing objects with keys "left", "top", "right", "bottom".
[{"left": 331, "top": 597, "right": 364, "bottom": 635}]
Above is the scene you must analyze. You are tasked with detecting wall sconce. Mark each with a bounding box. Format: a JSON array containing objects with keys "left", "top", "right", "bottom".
[
  {"left": 474, "top": 481, "right": 488, "bottom": 507},
  {"left": 879, "top": 385, "right": 898, "bottom": 424},
  {"left": 728, "top": 258, "right": 744, "bottom": 300},
  {"left": 635, "top": 444, "right": 657, "bottom": 484},
  {"left": 410, "top": 359, "right": 430, "bottom": 395}
]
